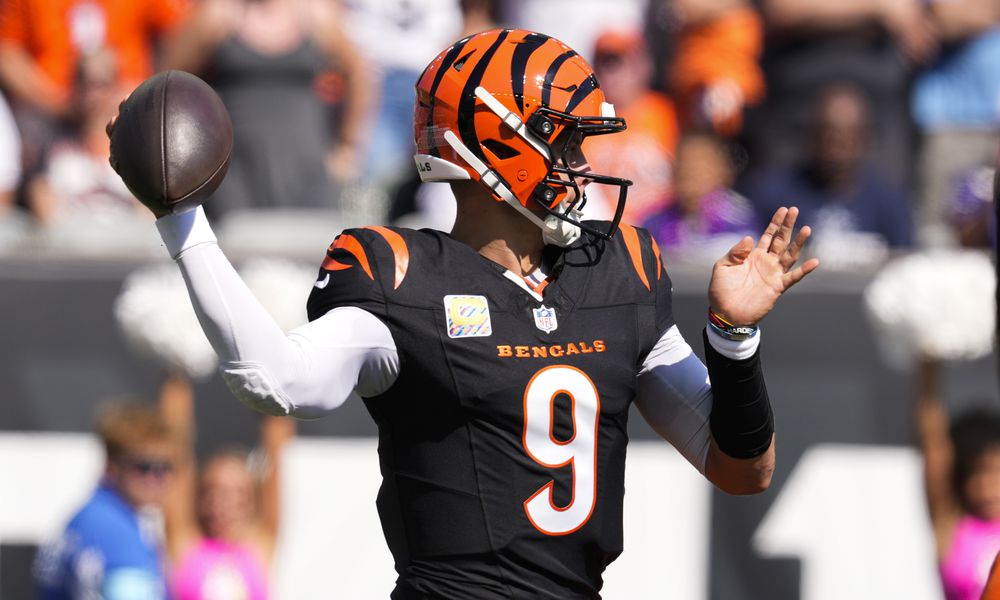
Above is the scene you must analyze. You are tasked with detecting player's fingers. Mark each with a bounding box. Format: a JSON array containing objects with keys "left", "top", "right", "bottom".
[
  {"left": 780, "top": 226, "right": 811, "bottom": 271},
  {"left": 724, "top": 235, "right": 754, "bottom": 265},
  {"left": 781, "top": 257, "right": 820, "bottom": 290},
  {"left": 768, "top": 206, "right": 798, "bottom": 257},
  {"left": 757, "top": 207, "right": 788, "bottom": 250}
]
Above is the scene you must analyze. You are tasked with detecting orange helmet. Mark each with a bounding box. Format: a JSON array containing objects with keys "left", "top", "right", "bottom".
[{"left": 414, "top": 29, "right": 632, "bottom": 246}]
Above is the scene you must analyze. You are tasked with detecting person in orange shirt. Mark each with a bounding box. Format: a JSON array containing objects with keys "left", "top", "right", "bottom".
[
  {"left": 0, "top": 0, "right": 188, "bottom": 116},
  {"left": 585, "top": 29, "right": 678, "bottom": 225},
  {"left": 668, "top": 0, "right": 766, "bottom": 137}
]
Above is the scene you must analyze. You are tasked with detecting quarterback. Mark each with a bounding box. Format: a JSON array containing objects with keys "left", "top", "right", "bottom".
[{"left": 127, "top": 29, "right": 817, "bottom": 599}]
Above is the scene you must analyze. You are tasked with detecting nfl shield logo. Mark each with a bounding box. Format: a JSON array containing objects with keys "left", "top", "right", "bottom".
[{"left": 532, "top": 305, "right": 558, "bottom": 333}]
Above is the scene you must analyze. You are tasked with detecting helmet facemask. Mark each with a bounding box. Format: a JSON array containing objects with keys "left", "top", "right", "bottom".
[
  {"left": 466, "top": 87, "right": 633, "bottom": 246},
  {"left": 525, "top": 105, "right": 632, "bottom": 245}
]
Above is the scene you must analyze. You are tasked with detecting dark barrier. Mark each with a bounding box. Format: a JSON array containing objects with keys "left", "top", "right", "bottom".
[{"left": 2, "top": 256, "right": 996, "bottom": 599}]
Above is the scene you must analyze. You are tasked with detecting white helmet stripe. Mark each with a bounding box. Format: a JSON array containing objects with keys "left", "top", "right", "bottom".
[
  {"left": 442, "top": 129, "right": 551, "bottom": 231},
  {"left": 413, "top": 153, "right": 472, "bottom": 182},
  {"left": 474, "top": 86, "right": 552, "bottom": 162}
]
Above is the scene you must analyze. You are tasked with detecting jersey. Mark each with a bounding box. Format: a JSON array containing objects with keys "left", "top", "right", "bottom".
[
  {"left": 940, "top": 515, "right": 1000, "bottom": 600},
  {"left": 306, "top": 222, "right": 673, "bottom": 599},
  {"left": 170, "top": 538, "right": 268, "bottom": 600},
  {"left": 33, "top": 484, "right": 165, "bottom": 600}
]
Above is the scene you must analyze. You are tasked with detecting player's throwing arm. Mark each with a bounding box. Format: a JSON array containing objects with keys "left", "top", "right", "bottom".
[{"left": 107, "top": 71, "right": 401, "bottom": 418}]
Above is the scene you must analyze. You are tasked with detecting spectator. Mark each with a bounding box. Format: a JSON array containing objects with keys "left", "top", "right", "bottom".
[
  {"left": 164, "top": 0, "right": 370, "bottom": 218},
  {"left": 460, "top": 0, "right": 501, "bottom": 37},
  {"left": 0, "top": 0, "right": 188, "bottom": 179},
  {"left": 33, "top": 403, "right": 179, "bottom": 599},
  {"left": 749, "top": 0, "right": 935, "bottom": 185},
  {"left": 0, "top": 90, "right": 20, "bottom": 217},
  {"left": 158, "top": 374, "right": 294, "bottom": 600},
  {"left": 500, "top": 0, "right": 646, "bottom": 60},
  {"left": 946, "top": 165, "right": 995, "bottom": 249},
  {"left": 667, "top": 0, "right": 766, "bottom": 137},
  {"left": 384, "top": 0, "right": 501, "bottom": 231},
  {"left": 916, "top": 359, "right": 1000, "bottom": 600},
  {"left": 644, "top": 131, "right": 756, "bottom": 264},
  {"left": 586, "top": 29, "right": 677, "bottom": 225},
  {"left": 911, "top": 0, "right": 1000, "bottom": 246},
  {"left": 26, "top": 50, "right": 141, "bottom": 226},
  {"left": 340, "top": 0, "right": 462, "bottom": 184},
  {"left": 0, "top": 0, "right": 186, "bottom": 115},
  {"left": 741, "top": 84, "right": 913, "bottom": 269}
]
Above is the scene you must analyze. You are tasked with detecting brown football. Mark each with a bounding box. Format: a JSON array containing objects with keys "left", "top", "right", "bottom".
[{"left": 109, "top": 70, "right": 233, "bottom": 216}]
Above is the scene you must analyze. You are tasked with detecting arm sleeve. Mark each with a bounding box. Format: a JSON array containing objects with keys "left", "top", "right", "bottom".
[
  {"left": 156, "top": 207, "right": 400, "bottom": 418},
  {"left": 702, "top": 325, "right": 772, "bottom": 458},
  {"left": 635, "top": 325, "right": 713, "bottom": 474},
  {"left": 635, "top": 325, "right": 763, "bottom": 474}
]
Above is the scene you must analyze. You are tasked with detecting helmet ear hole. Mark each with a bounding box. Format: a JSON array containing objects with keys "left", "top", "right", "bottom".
[
  {"left": 482, "top": 139, "right": 520, "bottom": 160},
  {"left": 527, "top": 114, "right": 555, "bottom": 139}
]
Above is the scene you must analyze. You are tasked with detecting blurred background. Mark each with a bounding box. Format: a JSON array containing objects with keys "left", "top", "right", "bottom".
[{"left": 1, "top": 0, "right": 999, "bottom": 598}]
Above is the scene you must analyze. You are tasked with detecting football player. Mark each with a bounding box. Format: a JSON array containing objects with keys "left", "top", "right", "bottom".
[{"left": 135, "top": 29, "right": 818, "bottom": 599}]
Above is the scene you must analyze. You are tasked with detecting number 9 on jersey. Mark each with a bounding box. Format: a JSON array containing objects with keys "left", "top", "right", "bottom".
[{"left": 522, "top": 365, "right": 601, "bottom": 536}]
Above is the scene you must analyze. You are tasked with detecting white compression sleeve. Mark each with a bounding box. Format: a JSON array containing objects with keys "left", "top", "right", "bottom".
[
  {"left": 156, "top": 207, "right": 400, "bottom": 417},
  {"left": 634, "top": 325, "right": 763, "bottom": 474}
]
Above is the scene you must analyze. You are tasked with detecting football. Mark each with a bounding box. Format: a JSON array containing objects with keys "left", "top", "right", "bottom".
[{"left": 109, "top": 70, "right": 233, "bottom": 216}]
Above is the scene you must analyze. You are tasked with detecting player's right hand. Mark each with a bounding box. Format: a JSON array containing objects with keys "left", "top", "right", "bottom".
[{"left": 708, "top": 207, "right": 819, "bottom": 327}]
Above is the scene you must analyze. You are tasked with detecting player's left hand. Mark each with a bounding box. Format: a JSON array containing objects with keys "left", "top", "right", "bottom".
[{"left": 708, "top": 207, "right": 819, "bottom": 326}]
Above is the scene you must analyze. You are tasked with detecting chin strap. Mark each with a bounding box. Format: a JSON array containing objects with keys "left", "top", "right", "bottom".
[{"left": 541, "top": 205, "right": 583, "bottom": 246}]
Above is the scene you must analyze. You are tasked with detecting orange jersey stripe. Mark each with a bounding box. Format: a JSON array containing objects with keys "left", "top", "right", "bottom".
[
  {"left": 321, "top": 257, "right": 353, "bottom": 271},
  {"left": 520, "top": 275, "right": 551, "bottom": 296},
  {"left": 325, "top": 234, "right": 373, "bottom": 280},
  {"left": 619, "top": 224, "right": 650, "bottom": 291},
  {"left": 650, "top": 238, "right": 663, "bottom": 281},
  {"left": 320, "top": 256, "right": 351, "bottom": 271},
  {"left": 365, "top": 226, "right": 410, "bottom": 289}
]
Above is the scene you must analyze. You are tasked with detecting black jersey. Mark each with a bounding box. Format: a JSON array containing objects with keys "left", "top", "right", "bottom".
[{"left": 306, "top": 222, "right": 674, "bottom": 599}]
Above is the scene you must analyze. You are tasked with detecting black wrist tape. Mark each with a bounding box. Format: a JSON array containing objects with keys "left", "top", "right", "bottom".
[{"left": 703, "top": 329, "right": 774, "bottom": 459}]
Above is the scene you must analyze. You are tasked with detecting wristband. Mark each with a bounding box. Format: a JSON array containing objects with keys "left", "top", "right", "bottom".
[{"left": 708, "top": 309, "right": 758, "bottom": 341}]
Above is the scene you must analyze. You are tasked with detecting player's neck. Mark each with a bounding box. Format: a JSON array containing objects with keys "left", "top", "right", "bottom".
[{"left": 450, "top": 183, "right": 545, "bottom": 276}]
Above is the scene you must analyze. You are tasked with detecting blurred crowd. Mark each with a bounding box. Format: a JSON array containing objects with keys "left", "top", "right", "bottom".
[
  {"left": 0, "top": 0, "right": 996, "bottom": 265},
  {"left": 4, "top": 0, "right": 1000, "bottom": 598}
]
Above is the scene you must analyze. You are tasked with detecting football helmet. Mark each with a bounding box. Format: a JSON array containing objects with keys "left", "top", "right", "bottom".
[{"left": 414, "top": 29, "right": 632, "bottom": 246}]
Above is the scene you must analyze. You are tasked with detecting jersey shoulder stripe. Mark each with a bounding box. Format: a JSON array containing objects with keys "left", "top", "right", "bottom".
[
  {"left": 650, "top": 235, "right": 664, "bottom": 281},
  {"left": 618, "top": 223, "right": 651, "bottom": 291},
  {"left": 364, "top": 226, "right": 410, "bottom": 290},
  {"left": 320, "top": 226, "right": 414, "bottom": 291},
  {"left": 597, "top": 222, "right": 666, "bottom": 294},
  {"left": 323, "top": 233, "right": 373, "bottom": 279},
  {"left": 308, "top": 227, "right": 406, "bottom": 322}
]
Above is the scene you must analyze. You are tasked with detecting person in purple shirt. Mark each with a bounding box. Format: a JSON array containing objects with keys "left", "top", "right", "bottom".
[
  {"left": 34, "top": 403, "right": 178, "bottom": 600},
  {"left": 741, "top": 83, "right": 913, "bottom": 267},
  {"left": 644, "top": 131, "right": 757, "bottom": 263}
]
